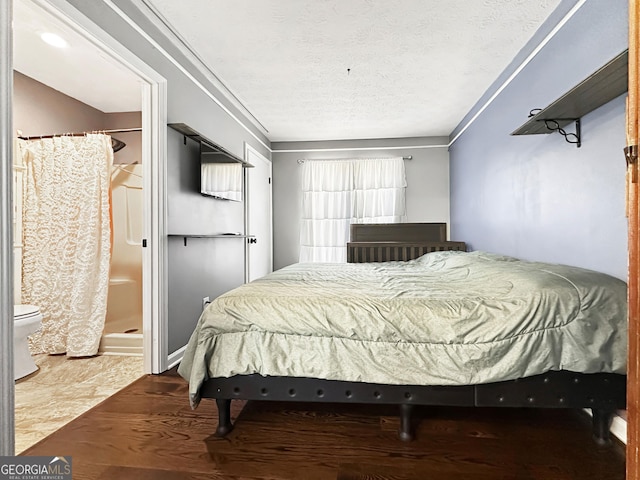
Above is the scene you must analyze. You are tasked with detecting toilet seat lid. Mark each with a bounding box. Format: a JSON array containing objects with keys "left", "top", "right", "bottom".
[{"left": 14, "top": 304, "right": 41, "bottom": 320}]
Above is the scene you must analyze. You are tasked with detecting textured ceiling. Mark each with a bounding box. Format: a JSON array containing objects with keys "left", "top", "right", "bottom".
[
  {"left": 12, "top": 0, "right": 562, "bottom": 142},
  {"left": 145, "top": 0, "right": 561, "bottom": 141}
]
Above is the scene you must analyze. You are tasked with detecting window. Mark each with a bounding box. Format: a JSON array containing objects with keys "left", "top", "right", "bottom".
[{"left": 300, "top": 157, "right": 407, "bottom": 263}]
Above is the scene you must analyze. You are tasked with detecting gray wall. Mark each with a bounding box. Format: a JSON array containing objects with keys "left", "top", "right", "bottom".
[
  {"left": 272, "top": 137, "right": 450, "bottom": 269},
  {"left": 166, "top": 128, "right": 246, "bottom": 351},
  {"left": 449, "top": 0, "right": 628, "bottom": 280},
  {"left": 13, "top": 71, "right": 105, "bottom": 135},
  {"left": 63, "top": 0, "right": 271, "bottom": 354},
  {"left": 14, "top": 73, "right": 142, "bottom": 166}
]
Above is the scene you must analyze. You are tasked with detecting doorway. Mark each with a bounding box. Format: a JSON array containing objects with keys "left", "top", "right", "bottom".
[
  {"left": 15, "top": 0, "right": 168, "bottom": 374},
  {"left": 1, "top": 0, "right": 168, "bottom": 455}
]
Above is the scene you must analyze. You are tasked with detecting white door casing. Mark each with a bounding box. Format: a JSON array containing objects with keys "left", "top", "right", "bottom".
[
  {"left": 245, "top": 144, "right": 273, "bottom": 282},
  {"left": 1, "top": 0, "right": 14, "bottom": 457}
]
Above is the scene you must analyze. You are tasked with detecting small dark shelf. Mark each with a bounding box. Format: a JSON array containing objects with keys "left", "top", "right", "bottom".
[
  {"left": 512, "top": 49, "right": 628, "bottom": 146},
  {"left": 169, "top": 234, "right": 254, "bottom": 238},
  {"left": 168, "top": 233, "right": 255, "bottom": 246}
]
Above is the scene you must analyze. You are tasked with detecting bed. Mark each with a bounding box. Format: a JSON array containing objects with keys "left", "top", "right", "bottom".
[{"left": 177, "top": 224, "right": 627, "bottom": 445}]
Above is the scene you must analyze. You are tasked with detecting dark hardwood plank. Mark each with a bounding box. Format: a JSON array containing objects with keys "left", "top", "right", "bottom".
[
  {"left": 93, "top": 465, "right": 264, "bottom": 480},
  {"left": 21, "top": 369, "right": 625, "bottom": 480}
]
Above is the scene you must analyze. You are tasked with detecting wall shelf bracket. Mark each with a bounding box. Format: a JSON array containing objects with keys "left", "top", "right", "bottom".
[{"left": 543, "top": 117, "right": 581, "bottom": 148}]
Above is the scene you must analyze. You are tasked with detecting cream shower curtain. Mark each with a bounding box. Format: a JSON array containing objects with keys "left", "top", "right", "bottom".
[{"left": 18, "top": 134, "right": 113, "bottom": 357}]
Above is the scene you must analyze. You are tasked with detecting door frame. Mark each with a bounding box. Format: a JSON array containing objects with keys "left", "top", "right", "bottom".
[
  {"left": 244, "top": 143, "right": 273, "bottom": 282},
  {"left": 628, "top": 1, "right": 638, "bottom": 478},
  {"left": 1, "top": 0, "right": 15, "bottom": 456},
  {"left": 0, "top": 0, "right": 169, "bottom": 454}
]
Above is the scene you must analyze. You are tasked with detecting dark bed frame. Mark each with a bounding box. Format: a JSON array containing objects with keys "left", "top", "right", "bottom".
[
  {"left": 198, "top": 223, "right": 627, "bottom": 444},
  {"left": 204, "top": 371, "right": 626, "bottom": 444}
]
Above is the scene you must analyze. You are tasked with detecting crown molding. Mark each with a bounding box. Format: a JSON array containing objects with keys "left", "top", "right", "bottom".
[{"left": 135, "top": 0, "right": 270, "bottom": 137}]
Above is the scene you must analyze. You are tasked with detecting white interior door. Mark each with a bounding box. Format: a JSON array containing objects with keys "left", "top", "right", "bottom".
[{"left": 245, "top": 144, "right": 273, "bottom": 281}]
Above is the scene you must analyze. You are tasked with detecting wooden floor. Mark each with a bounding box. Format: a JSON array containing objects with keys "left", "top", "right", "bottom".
[{"left": 22, "top": 368, "right": 625, "bottom": 480}]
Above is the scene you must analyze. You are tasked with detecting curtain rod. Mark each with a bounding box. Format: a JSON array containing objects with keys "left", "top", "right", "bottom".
[
  {"left": 297, "top": 155, "right": 412, "bottom": 164},
  {"left": 16, "top": 127, "right": 142, "bottom": 140}
]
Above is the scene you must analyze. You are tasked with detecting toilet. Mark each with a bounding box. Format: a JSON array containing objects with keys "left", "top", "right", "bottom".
[{"left": 14, "top": 305, "right": 42, "bottom": 380}]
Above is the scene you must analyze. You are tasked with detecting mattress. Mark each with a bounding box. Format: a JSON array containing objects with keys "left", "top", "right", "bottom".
[{"left": 178, "top": 251, "right": 627, "bottom": 408}]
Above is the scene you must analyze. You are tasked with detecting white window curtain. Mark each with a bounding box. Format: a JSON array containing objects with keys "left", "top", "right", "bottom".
[{"left": 300, "top": 157, "right": 407, "bottom": 263}]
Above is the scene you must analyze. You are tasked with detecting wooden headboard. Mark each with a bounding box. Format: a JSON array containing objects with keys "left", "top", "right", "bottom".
[{"left": 347, "top": 223, "right": 466, "bottom": 263}]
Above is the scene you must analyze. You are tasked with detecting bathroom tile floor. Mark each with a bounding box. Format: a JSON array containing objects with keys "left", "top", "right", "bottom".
[{"left": 14, "top": 353, "right": 144, "bottom": 454}]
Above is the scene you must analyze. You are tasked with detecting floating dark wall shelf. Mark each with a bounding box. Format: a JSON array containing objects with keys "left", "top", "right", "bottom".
[
  {"left": 511, "top": 49, "right": 628, "bottom": 148},
  {"left": 168, "top": 233, "right": 255, "bottom": 246},
  {"left": 168, "top": 123, "right": 253, "bottom": 167}
]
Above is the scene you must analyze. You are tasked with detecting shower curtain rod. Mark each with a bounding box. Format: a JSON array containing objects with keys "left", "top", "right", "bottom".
[
  {"left": 17, "top": 127, "right": 142, "bottom": 140},
  {"left": 297, "top": 155, "right": 412, "bottom": 164}
]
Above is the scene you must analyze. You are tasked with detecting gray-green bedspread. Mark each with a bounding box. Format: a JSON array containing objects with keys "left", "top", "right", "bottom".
[{"left": 178, "top": 251, "right": 627, "bottom": 408}]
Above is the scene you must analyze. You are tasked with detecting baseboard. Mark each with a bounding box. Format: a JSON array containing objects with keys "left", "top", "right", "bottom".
[
  {"left": 98, "top": 333, "right": 143, "bottom": 356},
  {"left": 168, "top": 345, "right": 187, "bottom": 370},
  {"left": 610, "top": 414, "right": 627, "bottom": 445}
]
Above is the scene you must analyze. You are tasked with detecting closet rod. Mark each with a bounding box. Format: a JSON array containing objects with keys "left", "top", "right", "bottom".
[
  {"left": 17, "top": 127, "right": 142, "bottom": 140},
  {"left": 297, "top": 155, "right": 412, "bottom": 165}
]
